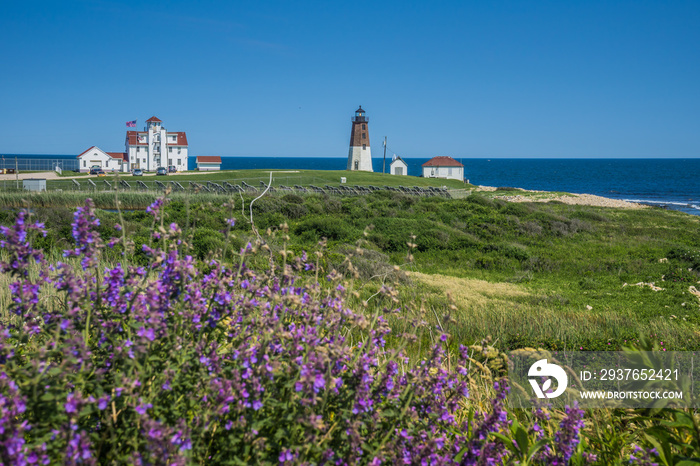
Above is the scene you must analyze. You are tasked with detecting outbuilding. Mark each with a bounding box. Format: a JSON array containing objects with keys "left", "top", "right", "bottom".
[
  {"left": 23, "top": 178, "right": 46, "bottom": 192},
  {"left": 421, "top": 156, "right": 464, "bottom": 181},
  {"left": 390, "top": 156, "right": 408, "bottom": 176},
  {"left": 196, "top": 156, "right": 222, "bottom": 171}
]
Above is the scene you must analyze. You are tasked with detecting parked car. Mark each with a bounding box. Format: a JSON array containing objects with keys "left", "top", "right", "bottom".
[
  {"left": 156, "top": 167, "right": 168, "bottom": 176},
  {"left": 132, "top": 169, "right": 143, "bottom": 176},
  {"left": 168, "top": 165, "right": 177, "bottom": 173},
  {"left": 96, "top": 169, "right": 106, "bottom": 177},
  {"left": 89, "top": 167, "right": 102, "bottom": 175}
]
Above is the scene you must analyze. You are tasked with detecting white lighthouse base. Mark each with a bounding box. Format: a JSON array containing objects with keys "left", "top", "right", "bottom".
[{"left": 347, "top": 146, "right": 373, "bottom": 172}]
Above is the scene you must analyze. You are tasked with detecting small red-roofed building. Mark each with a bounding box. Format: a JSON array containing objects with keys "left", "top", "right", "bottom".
[
  {"left": 77, "top": 146, "right": 129, "bottom": 173},
  {"left": 421, "top": 156, "right": 464, "bottom": 181},
  {"left": 196, "top": 156, "right": 222, "bottom": 171},
  {"left": 125, "top": 116, "right": 189, "bottom": 172}
]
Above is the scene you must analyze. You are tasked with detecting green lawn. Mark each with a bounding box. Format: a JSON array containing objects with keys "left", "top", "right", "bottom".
[{"left": 43, "top": 169, "right": 472, "bottom": 191}]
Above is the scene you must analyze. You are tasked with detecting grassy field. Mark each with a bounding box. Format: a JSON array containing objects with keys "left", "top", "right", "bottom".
[
  {"left": 36, "top": 169, "right": 473, "bottom": 192},
  {"left": 3, "top": 174, "right": 700, "bottom": 463},
  {"left": 3, "top": 181, "right": 698, "bottom": 354}
]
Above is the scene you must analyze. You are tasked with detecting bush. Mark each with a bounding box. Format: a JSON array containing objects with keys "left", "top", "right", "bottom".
[
  {"left": 668, "top": 246, "right": 700, "bottom": 269},
  {"left": 191, "top": 227, "right": 226, "bottom": 259},
  {"left": 294, "top": 216, "right": 357, "bottom": 242}
]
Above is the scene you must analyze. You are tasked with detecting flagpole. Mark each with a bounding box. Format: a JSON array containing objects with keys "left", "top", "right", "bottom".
[{"left": 382, "top": 136, "right": 387, "bottom": 174}]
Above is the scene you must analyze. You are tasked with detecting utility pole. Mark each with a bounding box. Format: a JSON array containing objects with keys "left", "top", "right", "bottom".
[{"left": 382, "top": 137, "right": 387, "bottom": 174}]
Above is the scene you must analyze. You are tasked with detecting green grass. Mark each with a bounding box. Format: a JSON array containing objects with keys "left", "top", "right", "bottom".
[
  {"left": 2, "top": 183, "right": 699, "bottom": 353},
  {"left": 42, "top": 169, "right": 472, "bottom": 191}
]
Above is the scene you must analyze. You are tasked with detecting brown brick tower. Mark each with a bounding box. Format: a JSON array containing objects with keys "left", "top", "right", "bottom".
[{"left": 347, "top": 106, "right": 373, "bottom": 171}]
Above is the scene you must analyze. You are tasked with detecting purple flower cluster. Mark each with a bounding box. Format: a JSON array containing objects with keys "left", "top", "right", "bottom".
[
  {"left": 0, "top": 200, "right": 602, "bottom": 463},
  {"left": 62, "top": 199, "right": 102, "bottom": 268}
]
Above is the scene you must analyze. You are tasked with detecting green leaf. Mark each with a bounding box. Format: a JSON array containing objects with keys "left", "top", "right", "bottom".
[
  {"left": 514, "top": 425, "right": 530, "bottom": 455},
  {"left": 644, "top": 433, "right": 671, "bottom": 466}
]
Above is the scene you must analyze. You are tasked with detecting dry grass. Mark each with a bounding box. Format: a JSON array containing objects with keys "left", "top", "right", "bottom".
[
  {"left": 404, "top": 271, "right": 700, "bottom": 351},
  {"left": 406, "top": 271, "right": 529, "bottom": 308}
]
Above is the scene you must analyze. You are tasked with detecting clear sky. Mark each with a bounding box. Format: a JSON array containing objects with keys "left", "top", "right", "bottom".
[{"left": 1, "top": 0, "right": 698, "bottom": 158}]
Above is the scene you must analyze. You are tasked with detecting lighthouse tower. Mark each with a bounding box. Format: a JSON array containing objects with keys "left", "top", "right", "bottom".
[{"left": 347, "top": 106, "right": 373, "bottom": 171}]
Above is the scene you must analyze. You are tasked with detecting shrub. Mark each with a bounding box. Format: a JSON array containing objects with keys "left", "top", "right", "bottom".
[
  {"left": 668, "top": 246, "right": 700, "bottom": 269},
  {"left": 191, "top": 227, "right": 226, "bottom": 259},
  {"left": 294, "top": 216, "right": 357, "bottom": 242}
]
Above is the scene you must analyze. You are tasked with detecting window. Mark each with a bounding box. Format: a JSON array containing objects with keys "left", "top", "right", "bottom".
[
  {"left": 83, "top": 160, "right": 86, "bottom": 167},
  {"left": 354, "top": 161, "right": 358, "bottom": 169},
  {"left": 177, "top": 159, "right": 181, "bottom": 165},
  {"left": 362, "top": 124, "right": 366, "bottom": 130},
  {"left": 448, "top": 167, "right": 452, "bottom": 175},
  {"left": 362, "top": 144, "right": 366, "bottom": 150},
  {"left": 169, "top": 147, "right": 172, "bottom": 153},
  {"left": 137, "top": 147, "right": 140, "bottom": 152},
  {"left": 178, "top": 148, "right": 181, "bottom": 154},
  {"left": 362, "top": 133, "right": 366, "bottom": 139},
  {"left": 143, "top": 158, "right": 146, "bottom": 163}
]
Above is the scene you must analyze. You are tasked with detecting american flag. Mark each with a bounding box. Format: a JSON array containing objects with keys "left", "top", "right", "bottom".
[{"left": 126, "top": 120, "right": 136, "bottom": 128}]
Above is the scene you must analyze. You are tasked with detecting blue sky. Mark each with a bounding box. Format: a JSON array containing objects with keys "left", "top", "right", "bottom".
[{"left": 1, "top": 0, "right": 698, "bottom": 158}]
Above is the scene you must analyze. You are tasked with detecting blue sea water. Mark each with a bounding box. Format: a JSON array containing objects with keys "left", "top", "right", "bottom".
[{"left": 3, "top": 154, "right": 699, "bottom": 216}]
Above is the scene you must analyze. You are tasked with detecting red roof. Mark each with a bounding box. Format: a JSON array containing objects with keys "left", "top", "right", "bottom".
[
  {"left": 422, "top": 156, "right": 463, "bottom": 167},
  {"left": 196, "top": 156, "right": 221, "bottom": 163},
  {"left": 126, "top": 130, "right": 148, "bottom": 146},
  {"left": 77, "top": 147, "right": 127, "bottom": 162},
  {"left": 146, "top": 116, "right": 162, "bottom": 123},
  {"left": 107, "top": 152, "right": 128, "bottom": 161},
  {"left": 169, "top": 132, "right": 188, "bottom": 146}
]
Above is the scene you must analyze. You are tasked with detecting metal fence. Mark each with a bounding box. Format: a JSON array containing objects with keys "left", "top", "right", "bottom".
[
  {"left": 0, "top": 157, "right": 79, "bottom": 172},
  {"left": 12, "top": 176, "right": 463, "bottom": 199}
]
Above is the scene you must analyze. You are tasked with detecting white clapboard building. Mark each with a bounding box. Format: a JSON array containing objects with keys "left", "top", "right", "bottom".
[
  {"left": 390, "top": 156, "right": 408, "bottom": 175},
  {"left": 77, "top": 146, "right": 129, "bottom": 172},
  {"left": 421, "top": 156, "right": 464, "bottom": 181},
  {"left": 125, "top": 116, "right": 189, "bottom": 172},
  {"left": 196, "top": 156, "right": 222, "bottom": 171}
]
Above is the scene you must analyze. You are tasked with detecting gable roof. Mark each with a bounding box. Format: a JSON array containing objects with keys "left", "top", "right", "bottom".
[
  {"left": 77, "top": 146, "right": 99, "bottom": 158},
  {"left": 146, "top": 116, "right": 162, "bottom": 123},
  {"left": 196, "top": 156, "right": 221, "bottom": 163},
  {"left": 77, "top": 147, "right": 127, "bottom": 161},
  {"left": 168, "top": 132, "right": 188, "bottom": 146},
  {"left": 422, "top": 156, "right": 463, "bottom": 167},
  {"left": 390, "top": 156, "right": 407, "bottom": 165}
]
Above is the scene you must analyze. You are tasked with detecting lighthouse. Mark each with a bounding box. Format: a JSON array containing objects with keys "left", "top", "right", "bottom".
[{"left": 347, "top": 106, "right": 373, "bottom": 171}]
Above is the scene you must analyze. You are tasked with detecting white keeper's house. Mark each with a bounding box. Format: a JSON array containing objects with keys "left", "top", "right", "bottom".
[
  {"left": 126, "top": 117, "right": 189, "bottom": 172},
  {"left": 422, "top": 156, "right": 464, "bottom": 181},
  {"left": 78, "top": 116, "right": 190, "bottom": 172}
]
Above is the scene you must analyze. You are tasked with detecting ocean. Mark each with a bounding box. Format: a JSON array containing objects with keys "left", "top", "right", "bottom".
[{"left": 3, "top": 154, "right": 698, "bottom": 216}]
